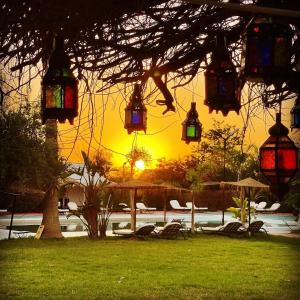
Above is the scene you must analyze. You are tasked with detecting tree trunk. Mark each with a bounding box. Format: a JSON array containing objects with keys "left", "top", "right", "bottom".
[
  {"left": 84, "top": 205, "right": 98, "bottom": 239},
  {"left": 40, "top": 120, "right": 63, "bottom": 239},
  {"left": 41, "top": 184, "right": 63, "bottom": 239}
]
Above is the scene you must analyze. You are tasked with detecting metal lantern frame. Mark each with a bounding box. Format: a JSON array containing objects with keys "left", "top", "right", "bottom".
[
  {"left": 41, "top": 36, "right": 78, "bottom": 125},
  {"left": 242, "top": 16, "right": 293, "bottom": 84},
  {"left": 182, "top": 102, "right": 202, "bottom": 144},
  {"left": 124, "top": 84, "right": 147, "bottom": 134},
  {"left": 259, "top": 113, "right": 298, "bottom": 199},
  {"left": 204, "top": 35, "right": 240, "bottom": 116},
  {"left": 291, "top": 92, "right": 300, "bottom": 129}
]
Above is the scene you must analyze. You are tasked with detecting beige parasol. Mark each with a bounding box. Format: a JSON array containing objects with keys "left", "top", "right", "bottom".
[
  {"left": 222, "top": 177, "right": 269, "bottom": 227},
  {"left": 107, "top": 180, "right": 167, "bottom": 232}
]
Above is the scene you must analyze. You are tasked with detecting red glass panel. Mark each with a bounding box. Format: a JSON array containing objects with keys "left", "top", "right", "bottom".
[
  {"left": 206, "top": 76, "right": 218, "bottom": 99},
  {"left": 261, "top": 149, "right": 275, "bottom": 169},
  {"left": 64, "top": 86, "right": 74, "bottom": 109},
  {"left": 278, "top": 149, "right": 297, "bottom": 170}
]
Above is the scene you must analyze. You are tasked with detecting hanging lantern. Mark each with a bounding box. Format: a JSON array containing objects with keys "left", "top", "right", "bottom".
[
  {"left": 259, "top": 113, "right": 298, "bottom": 200},
  {"left": 182, "top": 102, "right": 202, "bottom": 144},
  {"left": 124, "top": 84, "right": 147, "bottom": 134},
  {"left": 204, "top": 35, "right": 240, "bottom": 116},
  {"left": 41, "top": 36, "right": 78, "bottom": 125},
  {"left": 291, "top": 92, "right": 300, "bottom": 129},
  {"left": 242, "top": 17, "right": 293, "bottom": 84}
]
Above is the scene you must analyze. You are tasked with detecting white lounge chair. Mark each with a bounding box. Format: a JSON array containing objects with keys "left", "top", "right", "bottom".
[
  {"left": 67, "top": 201, "right": 79, "bottom": 211},
  {"left": 256, "top": 201, "right": 267, "bottom": 209},
  {"left": 136, "top": 202, "right": 156, "bottom": 211},
  {"left": 58, "top": 202, "right": 69, "bottom": 214},
  {"left": 186, "top": 202, "right": 208, "bottom": 211},
  {"left": 256, "top": 203, "right": 280, "bottom": 213},
  {"left": 170, "top": 200, "right": 190, "bottom": 210}
]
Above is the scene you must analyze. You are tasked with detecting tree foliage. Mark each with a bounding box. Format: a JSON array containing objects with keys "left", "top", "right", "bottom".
[
  {"left": 0, "top": 101, "right": 66, "bottom": 191},
  {"left": 187, "top": 120, "right": 260, "bottom": 183}
]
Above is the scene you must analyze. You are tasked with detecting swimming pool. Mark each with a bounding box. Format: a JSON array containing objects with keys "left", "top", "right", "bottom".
[{"left": 0, "top": 211, "right": 298, "bottom": 238}]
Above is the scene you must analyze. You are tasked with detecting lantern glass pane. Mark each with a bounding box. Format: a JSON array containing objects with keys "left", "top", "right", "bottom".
[
  {"left": 218, "top": 77, "right": 234, "bottom": 98},
  {"left": 248, "top": 37, "right": 261, "bottom": 66},
  {"left": 278, "top": 149, "right": 297, "bottom": 170},
  {"left": 45, "top": 86, "right": 56, "bottom": 108},
  {"left": 132, "top": 110, "right": 141, "bottom": 125},
  {"left": 53, "top": 85, "right": 62, "bottom": 108},
  {"left": 206, "top": 76, "right": 218, "bottom": 98},
  {"left": 295, "top": 114, "right": 300, "bottom": 127},
  {"left": 65, "top": 85, "right": 75, "bottom": 109},
  {"left": 187, "top": 125, "right": 196, "bottom": 138},
  {"left": 274, "top": 38, "right": 289, "bottom": 67},
  {"left": 261, "top": 149, "right": 275, "bottom": 169},
  {"left": 261, "top": 38, "right": 272, "bottom": 66}
]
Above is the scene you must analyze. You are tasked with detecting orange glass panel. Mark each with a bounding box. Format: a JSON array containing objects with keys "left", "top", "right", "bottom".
[{"left": 45, "top": 87, "right": 55, "bottom": 108}]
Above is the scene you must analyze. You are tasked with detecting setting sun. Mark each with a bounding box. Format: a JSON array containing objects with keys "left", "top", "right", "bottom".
[{"left": 135, "top": 159, "right": 145, "bottom": 170}]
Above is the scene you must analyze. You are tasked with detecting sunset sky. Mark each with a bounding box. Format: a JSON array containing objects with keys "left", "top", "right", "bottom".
[{"left": 29, "top": 74, "right": 294, "bottom": 168}]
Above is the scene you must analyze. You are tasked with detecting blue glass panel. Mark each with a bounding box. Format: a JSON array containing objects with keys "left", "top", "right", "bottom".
[
  {"left": 218, "top": 78, "right": 227, "bottom": 96},
  {"left": 132, "top": 111, "right": 141, "bottom": 124},
  {"left": 260, "top": 39, "right": 272, "bottom": 66},
  {"left": 295, "top": 114, "right": 300, "bottom": 127}
]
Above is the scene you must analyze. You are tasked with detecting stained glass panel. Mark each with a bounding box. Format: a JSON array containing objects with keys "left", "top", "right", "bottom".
[
  {"left": 261, "top": 149, "right": 275, "bottom": 169},
  {"left": 278, "top": 149, "right": 297, "bottom": 170}
]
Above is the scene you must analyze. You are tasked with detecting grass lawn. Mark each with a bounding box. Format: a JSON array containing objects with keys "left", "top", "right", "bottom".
[{"left": 0, "top": 234, "right": 300, "bottom": 300}]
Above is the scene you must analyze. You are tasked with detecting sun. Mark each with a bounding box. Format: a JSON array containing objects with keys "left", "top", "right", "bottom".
[{"left": 135, "top": 159, "right": 145, "bottom": 170}]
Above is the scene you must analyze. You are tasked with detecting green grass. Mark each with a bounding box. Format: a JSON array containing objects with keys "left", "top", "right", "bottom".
[{"left": 1, "top": 234, "right": 300, "bottom": 300}]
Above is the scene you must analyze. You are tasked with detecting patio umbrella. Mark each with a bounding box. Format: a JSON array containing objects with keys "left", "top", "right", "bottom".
[
  {"left": 222, "top": 178, "right": 269, "bottom": 227},
  {"left": 107, "top": 180, "right": 167, "bottom": 232}
]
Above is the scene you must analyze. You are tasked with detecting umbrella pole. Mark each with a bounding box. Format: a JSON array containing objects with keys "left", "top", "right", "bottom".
[
  {"left": 129, "top": 190, "right": 135, "bottom": 232},
  {"left": 221, "top": 182, "right": 225, "bottom": 225},
  {"left": 163, "top": 191, "right": 167, "bottom": 225},
  {"left": 248, "top": 187, "right": 251, "bottom": 233},
  {"left": 134, "top": 188, "right": 137, "bottom": 232},
  {"left": 191, "top": 191, "right": 195, "bottom": 234}
]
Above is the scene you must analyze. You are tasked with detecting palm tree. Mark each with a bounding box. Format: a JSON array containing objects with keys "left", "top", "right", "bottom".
[{"left": 40, "top": 120, "right": 63, "bottom": 239}]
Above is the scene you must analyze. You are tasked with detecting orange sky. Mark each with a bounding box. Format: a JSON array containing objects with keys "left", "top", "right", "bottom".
[{"left": 29, "top": 74, "right": 295, "bottom": 168}]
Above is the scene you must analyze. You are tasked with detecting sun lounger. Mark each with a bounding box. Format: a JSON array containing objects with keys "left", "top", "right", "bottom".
[
  {"left": 239, "top": 220, "right": 268, "bottom": 236},
  {"left": 67, "top": 201, "right": 79, "bottom": 212},
  {"left": 113, "top": 224, "right": 155, "bottom": 239},
  {"left": 256, "top": 203, "right": 280, "bottom": 213},
  {"left": 256, "top": 201, "right": 267, "bottom": 209},
  {"left": 170, "top": 200, "right": 190, "bottom": 211},
  {"left": 200, "top": 221, "right": 242, "bottom": 235},
  {"left": 136, "top": 202, "right": 156, "bottom": 212},
  {"left": 186, "top": 202, "right": 208, "bottom": 211},
  {"left": 152, "top": 222, "right": 186, "bottom": 239}
]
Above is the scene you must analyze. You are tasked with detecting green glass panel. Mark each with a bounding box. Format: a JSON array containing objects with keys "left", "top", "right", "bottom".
[
  {"left": 274, "top": 38, "right": 289, "bottom": 67},
  {"left": 63, "top": 69, "right": 73, "bottom": 77},
  {"left": 187, "top": 125, "right": 196, "bottom": 138},
  {"left": 53, "top": 85, "right": 62, "bottom": 108}
]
